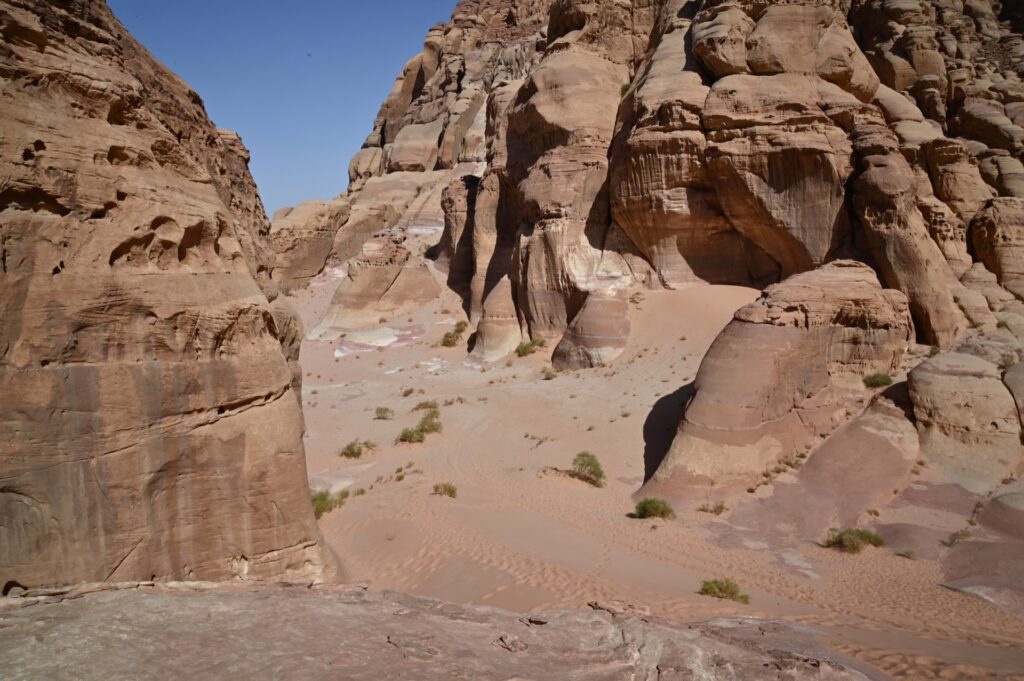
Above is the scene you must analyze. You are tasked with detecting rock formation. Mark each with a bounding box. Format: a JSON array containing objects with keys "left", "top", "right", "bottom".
[
  {"left": 644, "top": 261, "right": 914, "bottom": 494},
  {"left": 0, "top": 0, "right": 332, "bottom": 587}
]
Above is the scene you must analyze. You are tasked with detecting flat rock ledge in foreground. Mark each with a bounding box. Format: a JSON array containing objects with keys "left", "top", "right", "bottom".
[{"left": 0, "top": 583, "right": 880, "bottom": 681}]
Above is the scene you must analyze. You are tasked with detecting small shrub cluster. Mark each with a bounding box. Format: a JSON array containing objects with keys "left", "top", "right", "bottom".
[
  {"left": 698, "top": 501, "right": 727, "bottom": 515},
  {"left": 635, "top": 498, "right": 676, "bottom": 520},
  {"left": 442, "top": 321, "right": 469, "bottom": 348},
  {"left": 515, "top": 338, "right": 547, "bottom": 357},
  {"left": 863, "top": 373, "right": 893, "bottom": 389},
  {"left": 396, "top": 405, "right": 443, "bottom": 444},
  {"left": 310, "top": 489, "right": 350, "bottom": 519},
  {"left": 433, "top": 482, "right": 458, "bottom": 498},
  {"left": 375, "top": 406, "right": 394, "bottom": 421},
  {"left": 339, "top": 439, "right": 377, "bottom": 459},
  {"left": 823, "top": 527, "right": 885, "bottom": 553},
  {"left": 570, "top": 452, "right": 605, "bottom": 488},
  {"left": 698, "top": 578, "right": 749, "bottom": 604}
]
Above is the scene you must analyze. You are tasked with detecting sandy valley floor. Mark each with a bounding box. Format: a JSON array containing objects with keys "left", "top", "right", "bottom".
[{"left": 288, "top": 272, "right": 1024, "bottom": 681}]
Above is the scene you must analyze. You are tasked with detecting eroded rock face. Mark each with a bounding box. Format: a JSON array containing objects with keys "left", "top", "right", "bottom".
[
  {"left": 0, "top": 0, "right": 331, "bottom": 587},
  {"left": 645, "top": 262, "right": 913, "bottom": 494}
]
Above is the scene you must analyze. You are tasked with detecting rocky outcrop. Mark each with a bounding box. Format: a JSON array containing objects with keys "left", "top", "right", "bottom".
[
  {"left": 0, "top": 0, "right": 331, "bottom": 587},
  {"left": 644, "top": 262, "right": 913, "bottom": 494},
  {"left": 908, "top": 353, "right": 1023, "bottom": 493},
  {"left": 972, "top": 197, "right": 1024, "bottom": 300},
  {"left": 0, "top": 584, "right": 876, "bottom": 681},
  {"left": 311, "top": 237, "right": 441, "bottom": 338}
]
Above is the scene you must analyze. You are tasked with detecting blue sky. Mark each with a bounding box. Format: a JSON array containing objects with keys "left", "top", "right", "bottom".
[{"left": 109, "top": 1, "right": 455, "bottom": 216}]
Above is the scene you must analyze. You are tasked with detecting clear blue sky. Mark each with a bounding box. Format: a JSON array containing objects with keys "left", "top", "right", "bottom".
[{"left": 109, "top": 1, "right": 455, "bottom": 216}]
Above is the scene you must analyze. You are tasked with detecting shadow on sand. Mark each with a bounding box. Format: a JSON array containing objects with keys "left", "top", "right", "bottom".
[{"left": 642, "top": 382, "right": 694, "bottom": 483}]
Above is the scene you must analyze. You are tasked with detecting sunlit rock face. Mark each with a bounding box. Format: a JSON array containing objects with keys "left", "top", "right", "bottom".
[{"left": 0, "top": 0, "right": 332, "bottom": 587}]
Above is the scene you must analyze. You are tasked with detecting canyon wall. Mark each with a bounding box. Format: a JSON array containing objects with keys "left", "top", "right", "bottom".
[
  {"left": 0, "top": 0, "right": 332, "bottom": 587},
  {"left": 278, "top": 0, "right": 1024, "bottom": 488}
]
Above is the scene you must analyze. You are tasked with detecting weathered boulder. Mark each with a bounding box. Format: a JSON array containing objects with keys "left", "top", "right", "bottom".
[{"left": 644, "top": 262, "right": 913, "bottom": 495}]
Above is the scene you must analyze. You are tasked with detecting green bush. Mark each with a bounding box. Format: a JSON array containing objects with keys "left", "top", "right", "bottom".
[
  {"left": 635, "top": 498, "right": 676, "bottom": 520},
  {"left": 823, "top": 527, "right": 886, "bottom": 553},
  {"left": 619, "top": 83, "right": 630, "bottom": 97},
  {"left": 418, "top": 408, "right": 442, "bottom": 434},
  {"left": 441, "top": 321, "right": 470, "bottom": 348},
  {"left": 433, "top": 482, "right": 458, "bottom": 498},
  {"left": 863, "top": 373, "right": 893, "bottom": 389},
  {"left": 397, "top": 428, "right": 425, "bottom": 444},
  {"left": 698, "top": 578, "right": 749, "bottom": 604},
  {"left": 396, "top": 407, "right": 442, "bottom": 443},
  {"left": 375, "top": 406, "right": 394, "bottom": 420},
  {"left": 571, "top": 452, "right": 605, "bottom": 488},
  {"left": 340, "top": 440, "right": 364, "bottom": 459},
  {"left": 515, "top": 338, "right": 547, "bottom": 357},
  {"left": 310, "top": 489, "right": 349, "bottom": 519}
]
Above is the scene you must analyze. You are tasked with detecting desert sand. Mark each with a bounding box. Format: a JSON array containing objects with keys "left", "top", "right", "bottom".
[{"left": 290, "top": 265, "right": 1024, "bottom": 681}]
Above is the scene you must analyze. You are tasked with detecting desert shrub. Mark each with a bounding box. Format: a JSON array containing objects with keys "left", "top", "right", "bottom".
[
  {"left": 413, "top": 400, "right": 439, "bottom": 412},
  {"left": 310, "top": 489, "right": 348, "bottom": 519},
  {"left": 698, "top": 501, "right": 727, "bottom": 515},
  {"left": 620, "top": 83, "right": 630, "bottom": 97},
  {"left": 340, "top": 440, "right": 364, "bottom": 459},
  {"left": 375, "top": 406, "right": 394, "bottom": 420},
  {"left": 441, "top": 321, "right": 470, "bottom": 348},
  {"left": 354, "top": 488, "right": 366, "bottom": 497},
  {"left": 929, "top": 345, "right": 940, "bottom": 357},
  {"left": 824, "top": 528, "right": 885, "bottom": 553},
  {"left": 396, "top": 407, "right": 442, "bottom": 443},
  {"left": 571, "top": 452, "right": 605, "bottom": 487},
  {"left": 635, "top": 498, "right": 676, "bottom": 520},
  {"left": 942, "top": 528, "right": 971, "bottom": 547},
  {"left": 515, "top": 338, "right": 547, "bottom": 357},
  {"left": 397, "top": 428, "right": 425, "bottom": 444},
  {"left": 863, "top": 373, "right": 893, "bottom": 388},
  {"left": 402, "top": 388, "right": 415, "bottom": 397},
  {"left": 418, "top": 408, "right": 443, "bottom": 434},
  {"left": 542, "top": 366, "right": 558, "bottom": 381},
  {"left": 441, "top": 331, "right": 461, "bottom": 348},
  {"left": 698, "top": 578, "right": 749, "bottom": 604},
  {"left": 433, "top": 482, "right": 458, "bottom": 498}
]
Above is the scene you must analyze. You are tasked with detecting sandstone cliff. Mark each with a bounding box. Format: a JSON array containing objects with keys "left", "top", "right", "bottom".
[{"left": 0, "top": 0, "right": 332, "bottom": 587}]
